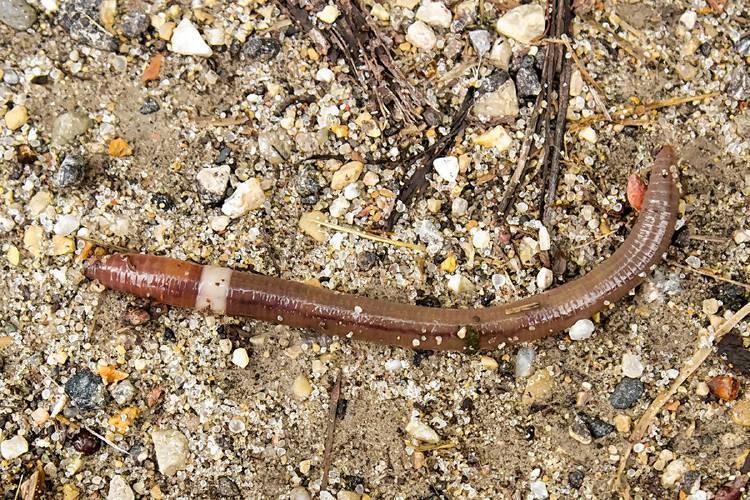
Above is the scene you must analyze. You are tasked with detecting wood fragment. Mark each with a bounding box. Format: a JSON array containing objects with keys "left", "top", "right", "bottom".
[{"left": 320, "top": 369, "right": 343, "bottom": 492}]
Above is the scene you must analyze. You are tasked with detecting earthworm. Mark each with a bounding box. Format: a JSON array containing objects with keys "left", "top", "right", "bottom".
[{"left": 83, "top": 146, "right": 680, "bottom": 352}]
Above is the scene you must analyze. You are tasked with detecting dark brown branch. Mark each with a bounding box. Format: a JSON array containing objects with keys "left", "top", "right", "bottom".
[
  {"left": 384, "top": 86, "right": 478, "bottom": 230},
  {"left": 320, "top": 369, "right": 343, "bottom": 492}
]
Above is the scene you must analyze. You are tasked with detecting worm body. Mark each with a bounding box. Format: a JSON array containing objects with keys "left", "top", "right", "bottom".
[{"left": 84, "top": 146, "right": 680, "bottom": 352}]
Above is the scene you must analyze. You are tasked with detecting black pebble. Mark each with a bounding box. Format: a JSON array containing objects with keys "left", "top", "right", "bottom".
[
  {"left": 480, "top": 70, "right": 509, "bottom": 93},
  {"left": 242, "top": 37, "right": 281, "bottom": 62},
  {"left": 64, "top": 368, "right": 106, "bottom": 411},
  {"left": 336, "top": 398, "right": 348, "bottom": 420},
  {"left": 568, "top": 470, "right": 585, "bottom": 489},
  {"left": 152, "top": 193, "right": 175, "bottom": 210},
  {"left": 71, "top": 428, "right": 101, "bottom": 455},
  {"left": 139, "top": 98, "right": 160, "bottom": 115},
  {"left": 714, "top": 284, "right": 748, "bottom": 312},
  {"left": 214, "top": 477, "right": 241, "bottom": 497},
  {"left": 610, "top": 377, "right": 645, "bottom": 409},
  {"left": 578, "top": 412, "right": 615, "bottom": 439},
  {"left": 357, "top": 251, "right": 379, "bottom": 271}
]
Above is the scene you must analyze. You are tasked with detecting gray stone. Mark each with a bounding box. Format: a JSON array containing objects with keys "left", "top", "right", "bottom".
[
  {"left": 610, "top": 377, "right": 645, "bottom": 409},
  {"left": 0, "top": 0, "right": 36, "bottom": 30},
  {"left": 53, "top": 154, "right": 87, "bottom": 188},
  {"left": 578, "top": 413, "right": 615, "bottom": 439},
  {"left": 59, "top": 0, "right": 119, "bottom": 51},
  {"left": 110, "top": 380, "right": 136, "bottom": 405},
  {"left": 139, "top": 98, "right": 160, "bottom": 115},
  {"left": 468, "top": 30, "right": 491, "bottom": 57},
  {"left": 214, "top": 477, "right": 241, "bottom": 497},
  {"left": 65, "top": 368, "right": 107, "bottom": 411},
  {"left": 726, "top": 65, "right": 750, "bottom": 101},
  {"left": 121, "top": 11, "right": 149, "bottom": 38},
  {"left": 474, "top": 79, "right": 519, "bottom": 122},
  {"left": 52, "top": 111, "right": 92, "bottom": 145},
  {"left": 735, "top": 34, "right": 750, "bottom": 57},
  {"left": 242, "top": 37, "right": 281, "bottom": 61}
]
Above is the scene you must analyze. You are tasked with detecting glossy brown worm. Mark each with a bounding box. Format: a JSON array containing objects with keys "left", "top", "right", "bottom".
[{"left": 84, "top": 146, "right": 680, "bottom": 352}]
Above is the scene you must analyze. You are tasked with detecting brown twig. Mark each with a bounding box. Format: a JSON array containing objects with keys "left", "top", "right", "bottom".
[
  {"left": 498, "top": 0, "right": 572, "bottom": 217},
  {"left": 320, "top": 369, "right": 343, "bottom": 491},
  {"left": 385, "top": 86, "right": 478, "bottom": 230}
]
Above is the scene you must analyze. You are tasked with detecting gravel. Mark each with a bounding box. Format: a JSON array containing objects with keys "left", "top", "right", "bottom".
[
  {"left": 610, "top": 377, "right": 645, "bottom": 409},
  {"left": 64, "top": 368, "right": 107, "bottom": 411}
]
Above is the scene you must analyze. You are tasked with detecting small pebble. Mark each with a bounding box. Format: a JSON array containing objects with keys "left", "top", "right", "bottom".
[
  {"left": 139, "top": 98, "right": 160, "bottom": 114},
  {"left": 54, "top": 214, "right": 80, "bottom": 235},
  {"left": 569, "top": 416, "right": 592, "bottom": 444},
  {"left": 515, "top": 64, "right": 541, "bottom": 97},
  {"left": 702, "top": 298, "right": 721, "bottom": 315},
  {"left": 733, "top": 229, "right": 750, "bottom": 244},
  {"left": 170, "top": 18, "right": 212, "bottom": 57},
  {"left": 316, "top": 4, "right": 340, "bottom": 23},
  {"left": 0, "top": 435, "right": 28, "bottom": 459},
  {"left": 661, "top": 459, "right": 688, "bottom": 488},
  {"left": 65, "top": 368, "right": 106, "bottom": 411},
  {"left": 568, "top": 319, "right": 595, "bottom": 341},
  {"left": 515, "top": 346, "right": 536, "bottom": 377},
  {"left": 685, "top": 255, "right": 701, "bottom": 269},
  {"left": 242, "top": 37, "right": 281, "bottom": 61},
  {"left": 215, "top": 477, "right": 241, "bottom": 498},
  {"left": 4, "top": 104, "right": 28, "bottom": 130},
  {"left": 621, "top": 353, "right": 644, "bottom": 378},
  {"left": 529, "top": 481, "right": 549, "bottom": 499},
  {"left": 196, "top": 165, "right": 230, "bottom": 204},
  {"left": 610, "top": 377, "right": 645, "bottom": 409},
  {"left": 299, "top": 210, "right": 328, "bottom": 242},
  {"left": 405, "top": 418, "right": 440, "bottom": 443},
  {"left": 433, "top": 156, "right": 459, "bottom": 182},
  {"left": 578, "top": 127, "right": 597, "bottom": 144},
  {"left": 0, "top": 0, "right": 37, "bottom": 30},
  {"left": 679, "top": 10, "right": 697, "bottom": 30},
  {"left": 123, "top": 307, "right": 150, "bottom": 326},
  {"left": 538, "top": 226, "right": 551, "bottom": 251},
  {"left": 536, "top": 268, "right": 553, "bottom": 291},
  {"left": 488, "top": 39, "right": 512, "bottom": 69},
  {"left": 221, "top": 178, "right": 265, "bottom": 218},
  {"left": 447, "top": 273, "right": 473, "bottom": 294},
  {"left": 292, "top": 375, "right": 312, "bottom": 400},
  {"left": 480, "top": 355, "right": 498, "bottom": 371},
  {"left": 315, "top": 67, "right": 335, "bottom": 83},
  {"left": 568, "top": 470, "right": 585, "bottom": 489},
  {"left": 522, "top": 368, "right": 555, "bottom": 406},
  {"left": 52, "top": 111, "right": 91, "bottom": 145},
  {"left": 451, "top": 197, "right": 468, "bottom": 216},
  {"left": 473, "top": 80, "right": 519, "bottom": 122},
  {"left": 708, "top": 375, "right": 740, "bottom": 402},
  {"left": 71, "top": 429, "right": 101, "bottom": 455},
  {"left": 111, "top": 380, "right": 136, "bottom": 405},
  {"left": 472, "top": 125, "right": 512, "bottom": 150},
  {"left": 472, "top": 229, "right": 491, "bottom": 249},
  {"left": 331, "top": 161, "right": 363, "bottom": 190},
  {"left": 210, "top": 215, "right": 230, "bottom": 232},
  {"left": 151, "top": 429, "right": 190, "bottom": 476},
  {"left": 613, "top": 414, "right": 631, "bottom": 433},
  {"left": 468, "top": 30, "right": 491, "bottom": 57},
  {"left": 578, "top": 413, "right": 615, "bottom": 439},
  {"left": 415, "top": 1, "right": 451, "bottom": 29},
  {"left": 495, "top": 3, "right": 545, "bottom": 44},
  {"left": 107, "top": 475, "right": 134, "bottom": 500},
  {"left": 121, "top": 11, "right": 149, "bottom": 38},
  {"left": 406, "top": 21, "right": 437, "bottom": 51},
  {"left": 231, "top": 348, "right": 250, "bottom": 369}
]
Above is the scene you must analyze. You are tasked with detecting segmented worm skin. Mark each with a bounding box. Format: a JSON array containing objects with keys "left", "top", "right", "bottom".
[{"left": 84, "top": 146, "right": 680, "bottom": 352}]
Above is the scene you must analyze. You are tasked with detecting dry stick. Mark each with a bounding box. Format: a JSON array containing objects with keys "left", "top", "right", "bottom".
[
  {"left": 385, "top": 86, "right": 478, "bottom": 230},
  {"left": 497, "top": 81, "right": 545, "bottom": 216},
  {"left": 612, "top": 302, "right": 750, "bottom": 492},
  {"left": 541, "top": 59, "right": 573, "bottom": 224},
  {"left": 315, "top": 220, "right": 426, "bottom": 252},
  {"left": 320, "top": 369, "right": 343, "bottom": 492}
]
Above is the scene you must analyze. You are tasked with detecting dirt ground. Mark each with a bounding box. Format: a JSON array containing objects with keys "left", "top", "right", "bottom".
[{"left": 1, "top": 0, "right": 750, "bottom": 498}]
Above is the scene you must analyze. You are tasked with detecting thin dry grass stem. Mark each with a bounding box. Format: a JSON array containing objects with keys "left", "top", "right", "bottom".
[
  {"left": 82, "top": 425, "right": 131, "bottom": 455},
  {"left": 315, "top": 220, "right": 426, "bottom": 252},
  {"left": 668, "top": 260, "right": 750, "bottom": 290},
  {"left": 572, "top": 92, "right": 719, "bottom": 129},
  {"left": 546, "top": 38, "right": 611, "bottom": 120},
  {"left": 570, "top": 229, "right": 617, "bottom": 251},
  {"left": 613, "top": 302, "right": 750, "bottom": 492}
]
